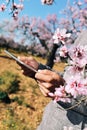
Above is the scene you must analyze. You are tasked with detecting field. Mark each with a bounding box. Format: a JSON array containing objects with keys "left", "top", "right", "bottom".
[{"left": 0, "top": 49, "right": 66, "bottom": 130}]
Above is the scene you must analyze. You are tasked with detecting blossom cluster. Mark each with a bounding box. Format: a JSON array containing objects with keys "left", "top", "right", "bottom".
[
  {"left": 41, "top": 0, "right": 54, "bottom": 5},
  {"left": 0, "top": 0, "right": 54, "bottom": 20},
  {"left": 52, "top": 28, "right": 87, "bottom": 103},
  {"left": 0, "top": 0, "right": 24, "bottom": 20}
]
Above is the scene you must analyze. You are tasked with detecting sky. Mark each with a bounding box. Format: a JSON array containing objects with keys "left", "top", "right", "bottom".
[{"left": 0, "top": 0, "right": 75, "bottom": 20}]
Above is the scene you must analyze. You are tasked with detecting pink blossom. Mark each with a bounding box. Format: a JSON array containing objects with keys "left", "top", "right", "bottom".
[
  {"left": 65, "top": 76, "right": 87, "bottom": 98},
  {"left": 54, "top": 86, "right": 71, "bottom": 102},
  {"left": 13, "top": 11, "right": 19, "bottom": 20},
  {"left": 12, "top": 3, "right": 17, "bottom": 9},
  {"left": 46, "top": 14, "right": 58, "bottom": 23},
  {"left": 69, "top": 45, "right": 87, "bottom": 68},
  {"left": 84, "top": 0, "right": 87, "bottom": 3},
  {"left": 59, "top": 45, "right": 68, "bottom": 58},
  {"left": 60, "top": 19, "right": 70, "bottom": 29},
  {"left": 72, "top": 11, "right": 79, "bottom": 19},
  {"left": 41, "top": 0, "right": 54, "bottom": 5},
  {"left": 17, "top": 4, "right": 24, "bottom": 10},
  {"left": 0, "top": 4, "right": 6, "bottom": 12},
  {"left": 77, "top": 1, "right": 83, "bottom": 6},
  {"left": 63, "top": 126, "right": 74, "bottom": 130},
  {"left": 54, "top": 57, "right": 61, "bottom": 63},
  {"left": 53, "top": 28, "right": 71, "bottom": 44},
  {"left": 83, "top": 128, "right": 87, "bottom": 130},
  {"left": 12, "top": 3, "right": 23, "bottom": 10},
  {"left": 65, "top": 65, "right": 84, "bottom": 77}
]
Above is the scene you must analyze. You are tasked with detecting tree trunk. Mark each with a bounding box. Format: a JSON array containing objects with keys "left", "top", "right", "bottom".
[{"left": 46, "top": 44, "right": 58, "bottom": 68}]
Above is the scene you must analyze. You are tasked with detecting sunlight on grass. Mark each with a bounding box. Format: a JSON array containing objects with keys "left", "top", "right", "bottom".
[
  {"left": 0, "top": 71, "right": 20, "bottom": 93},
  {"left": 0, "top": 49, "right": 66, "bottom": 130}
]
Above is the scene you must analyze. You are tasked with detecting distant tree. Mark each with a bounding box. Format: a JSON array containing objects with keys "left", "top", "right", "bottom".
[{"left": 0, "top": 0, "right": 87, "bottom": 68}]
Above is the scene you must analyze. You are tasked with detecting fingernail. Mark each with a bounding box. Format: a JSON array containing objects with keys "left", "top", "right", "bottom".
[
  {"left": 18, "top": 56, "right": 20, "bottom": 59},
  {"left": 48, "top": 92, "right": 54, "bottom": 97},
  {"left": 38, "top": 69, "right": 42, "bottom": 72},
  {"left": 21, "top": 70, "right": 24, "bottom": 73}
]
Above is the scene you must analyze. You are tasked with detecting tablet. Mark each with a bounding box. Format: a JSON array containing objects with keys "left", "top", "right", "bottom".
[{"left": 4, "top": 50, "right": 37, "bottom": 73}]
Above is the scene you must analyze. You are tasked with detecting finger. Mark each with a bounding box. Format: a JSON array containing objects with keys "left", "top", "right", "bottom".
[
  {"left": 17, "top": 57, "right": 28, "bottom": 67},
  {"left": 39, "top": 86, "right": 48, "bottom": 97},
  {"left": 38, "top": 69, "right": 54, "bottom": 75},
  {"left": 37, "top": 80, "right": 55, "bottom": 98},
  {"left": 35, "top": 70, "right": 54, "bottom": 82},
  {"left": 18, "top": 57, "right": 38, "bottom": 70},
  {"left": 38, "top": 83, "right": 50, "bottom": 97},
  {"left": 48, "top": 92, "right": 55, "bottom": 97},
  {"left": 37, "top": 70, "right": 64, "bottom": 83},
  {"left": 39, "top": 82, "right": 52, "bottom": 88},
  {"left": 35, "top": 71, "right": 63, "bottom": 85},
  {"left": 18, "top": 56, "right": 33, "bottom": 65},
  {"left": 39, "top": 84, "right": 55, "bottom": 98},
  {"left": 18, "top": 56, "right": 33, "bottom": 61}
]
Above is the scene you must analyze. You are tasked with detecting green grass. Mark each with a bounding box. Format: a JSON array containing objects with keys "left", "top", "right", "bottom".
[
  {"left": 0, "top": 71, "right": 20, "bottom": 94},
  {"left": 2, "top": 107, "right": 31, "bottom": 130},
  {"left": 0, "top": 48, "right": 65, "bottom": 130}
]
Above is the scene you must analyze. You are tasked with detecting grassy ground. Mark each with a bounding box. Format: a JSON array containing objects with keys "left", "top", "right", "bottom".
[{"left": 0, "top": 49, "right": 66, "bottom": 130}]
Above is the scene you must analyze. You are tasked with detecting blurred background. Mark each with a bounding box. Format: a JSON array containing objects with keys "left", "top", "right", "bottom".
[{"left": 0, "top": 0, "right": 87, "bottom": 129}]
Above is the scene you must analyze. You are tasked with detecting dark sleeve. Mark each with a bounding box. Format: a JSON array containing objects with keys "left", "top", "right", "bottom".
[
  {"left": 38, "top": 63, "right": 63, "bottom": 77},
  {"left": 38, "top": 63, "right": 51, "bottom": 70}
]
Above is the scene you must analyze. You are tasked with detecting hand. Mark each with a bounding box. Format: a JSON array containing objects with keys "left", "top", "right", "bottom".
[
  {"left": 18, "top": 56, "right": 39, "bottom": 78},
  {"left": 35, "top": 69, "right": 65, "bottom": 97}
]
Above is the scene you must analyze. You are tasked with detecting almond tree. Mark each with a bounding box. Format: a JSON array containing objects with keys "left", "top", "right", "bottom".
[{"left": 0, "top": 0, "right": 87, "bottom": 68}]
